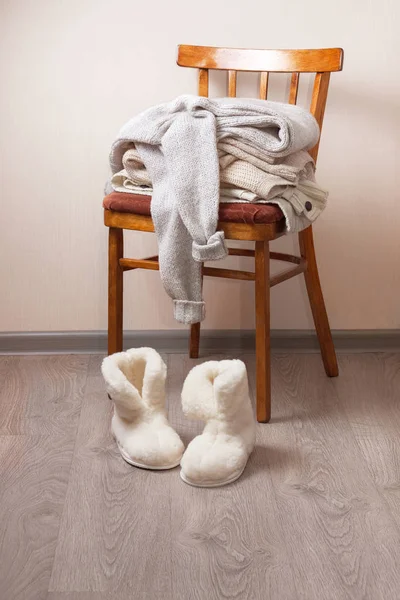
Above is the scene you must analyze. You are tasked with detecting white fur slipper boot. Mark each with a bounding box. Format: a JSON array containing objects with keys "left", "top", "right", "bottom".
[
  {"left": 101, "top": 348, "right": 184, "bottom": 470},
  {"left": 180, "top": 359, "right": 256, "bottom": 487}
]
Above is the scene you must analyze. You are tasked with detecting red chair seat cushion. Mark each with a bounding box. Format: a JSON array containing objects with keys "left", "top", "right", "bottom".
[{"left": 103, "top": 192, "right": 284, "bottom": 225}]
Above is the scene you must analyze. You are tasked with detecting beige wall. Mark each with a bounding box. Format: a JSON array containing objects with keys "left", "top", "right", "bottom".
[{"left": 1, "top": 0, "right": 399, "bottom": 332}]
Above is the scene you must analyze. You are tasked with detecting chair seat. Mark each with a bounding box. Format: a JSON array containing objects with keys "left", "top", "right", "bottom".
[{"left": 103, "top": 192, "right": 284, "bottom": 225}]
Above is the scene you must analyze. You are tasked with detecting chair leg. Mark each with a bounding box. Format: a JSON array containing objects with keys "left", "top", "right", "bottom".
[
  {"left": 189, "top": 265, "right": 203, "bottom": 359},
  {"left": 254, "top": 240, "right": 271, "bottom": 423},
  {"left": 108, "top": 227, "right": 123, "bottom": 355},
  {"left": 189, "top": 322, "right": 200, "bottom": 358},
  {"left": 299, "top": 226, "right": 338, "bottom": 377}
]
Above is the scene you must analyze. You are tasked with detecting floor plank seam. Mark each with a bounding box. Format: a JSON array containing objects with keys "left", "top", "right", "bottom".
[{"left": 166, "top": 355, "right": 175, "bottom": 600}]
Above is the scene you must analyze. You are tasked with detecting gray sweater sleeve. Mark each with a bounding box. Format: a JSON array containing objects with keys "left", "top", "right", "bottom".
[{"left": 135, "top": 107, "right": 227, "bottom": 324}]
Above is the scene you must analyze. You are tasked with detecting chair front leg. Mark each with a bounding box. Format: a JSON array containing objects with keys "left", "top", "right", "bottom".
[
  {"left": 299, "top": 226, "right": 338, "bottom": 377},
  {"left": 189, "top": 322, "right": 201, "bottom": 358},
  {"left": 254, "top": 240, "right": 271, "bottom": 423},
  {"left": 108, "top": 227, "right": 124, "bottom": 355},
  {"left": 189, "top": 265, "right": 203, "bottom": 359}
]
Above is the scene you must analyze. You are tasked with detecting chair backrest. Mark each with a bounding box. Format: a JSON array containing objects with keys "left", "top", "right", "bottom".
[{"left": 177, "top": 45, "right": 343, "bottom": 162}]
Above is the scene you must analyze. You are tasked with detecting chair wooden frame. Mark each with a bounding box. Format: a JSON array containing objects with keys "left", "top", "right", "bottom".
[{"left": 104, "top": 45, "right": 343, "bottom": 422}]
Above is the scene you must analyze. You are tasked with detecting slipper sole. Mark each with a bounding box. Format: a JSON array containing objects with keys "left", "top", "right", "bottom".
[
  {"left": 179, "top": 465, "right": 246, "bottom": 488},
  {"left": 118, "top": 445, "right": 182, "bottom": 471}
]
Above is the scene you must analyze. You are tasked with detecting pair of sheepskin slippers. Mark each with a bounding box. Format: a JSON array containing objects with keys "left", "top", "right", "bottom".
[{"left": 101, "top": 348, "right": 256, "bottom": 487}]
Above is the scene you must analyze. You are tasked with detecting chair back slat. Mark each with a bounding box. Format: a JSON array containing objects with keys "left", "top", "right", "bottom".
[
  {"left": 288, "top": 73, "right": 300, "bottom": 104},
  {"left": 259, "top": 72, "right": 269, "bottom": 99},
  {"left": 228, "top": 70, "right": 237, "bottom": 97},
  {"left": 198, "top": 68, "right": 209, "bottom": 97},
  {"left": 308, "top": 72, "right": 331, "bottom": 161}
]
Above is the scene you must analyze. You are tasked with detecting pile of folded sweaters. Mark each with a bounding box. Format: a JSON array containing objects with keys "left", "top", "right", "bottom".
[{"left": 105, "top": 95, "right": 328, "bottom": 325}]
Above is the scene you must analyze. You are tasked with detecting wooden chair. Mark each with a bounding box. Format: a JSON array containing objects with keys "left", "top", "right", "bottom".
[{"left": 104, "top": 45, "right": 343, "bottom": 423}]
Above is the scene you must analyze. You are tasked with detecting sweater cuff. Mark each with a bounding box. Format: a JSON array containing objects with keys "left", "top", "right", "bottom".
[
  {"left": 192, "top": 231, "right": 228, "bottom": 262},
  {"left": 174, "top": 300, "right": 205, "bottom": 324}
]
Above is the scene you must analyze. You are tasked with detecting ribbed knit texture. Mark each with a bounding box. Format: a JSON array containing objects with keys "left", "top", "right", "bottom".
[{"left": 108, "top": 95, "right": 320, "bottom": 324}]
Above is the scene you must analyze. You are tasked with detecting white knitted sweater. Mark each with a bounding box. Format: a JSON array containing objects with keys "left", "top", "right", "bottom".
[
  {"left": 108, "top": 95, "right": 320, "bottom": 324},
  {"left": 110, "top": 145, "right": 328, "bottom": 230}
]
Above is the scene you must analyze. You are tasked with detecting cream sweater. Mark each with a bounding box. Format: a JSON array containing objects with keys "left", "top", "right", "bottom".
[{"left": 111, "top": 145, "right": 328, "bottom": 231}]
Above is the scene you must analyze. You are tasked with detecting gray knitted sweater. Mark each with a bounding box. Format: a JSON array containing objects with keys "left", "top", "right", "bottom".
[{"left": 109, "top": 95, "right": 320, "bottom": 324}]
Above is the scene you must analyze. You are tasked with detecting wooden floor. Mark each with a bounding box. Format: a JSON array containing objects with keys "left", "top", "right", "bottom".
[{"left": 1, "top": 352, "right": 400, "bottom": 600}]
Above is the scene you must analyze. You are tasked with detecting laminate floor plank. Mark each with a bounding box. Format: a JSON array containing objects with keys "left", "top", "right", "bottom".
[
  {"left": 0, "top": 434, "right": 77, "bottom": 600},
  {"left": 167, "top": 353, "right": 298, "bottom": 600},
  {"left": 245, "top": 353, "right": 400, "bottom": 600},
  {"left": 0, "top": 355, "right": 90, "bottom": 600},
  {"left": 0, "top": 355, "right": 89, "bottom": 436},
  {"left": 49, "top": 355, "right": 173, "bottom": 599},
  {"left": 0, "top": 355, "right": 18, "bottom": 389},
  {"left": 332, "top": 353, "right": 400, "bottom": 531}
]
